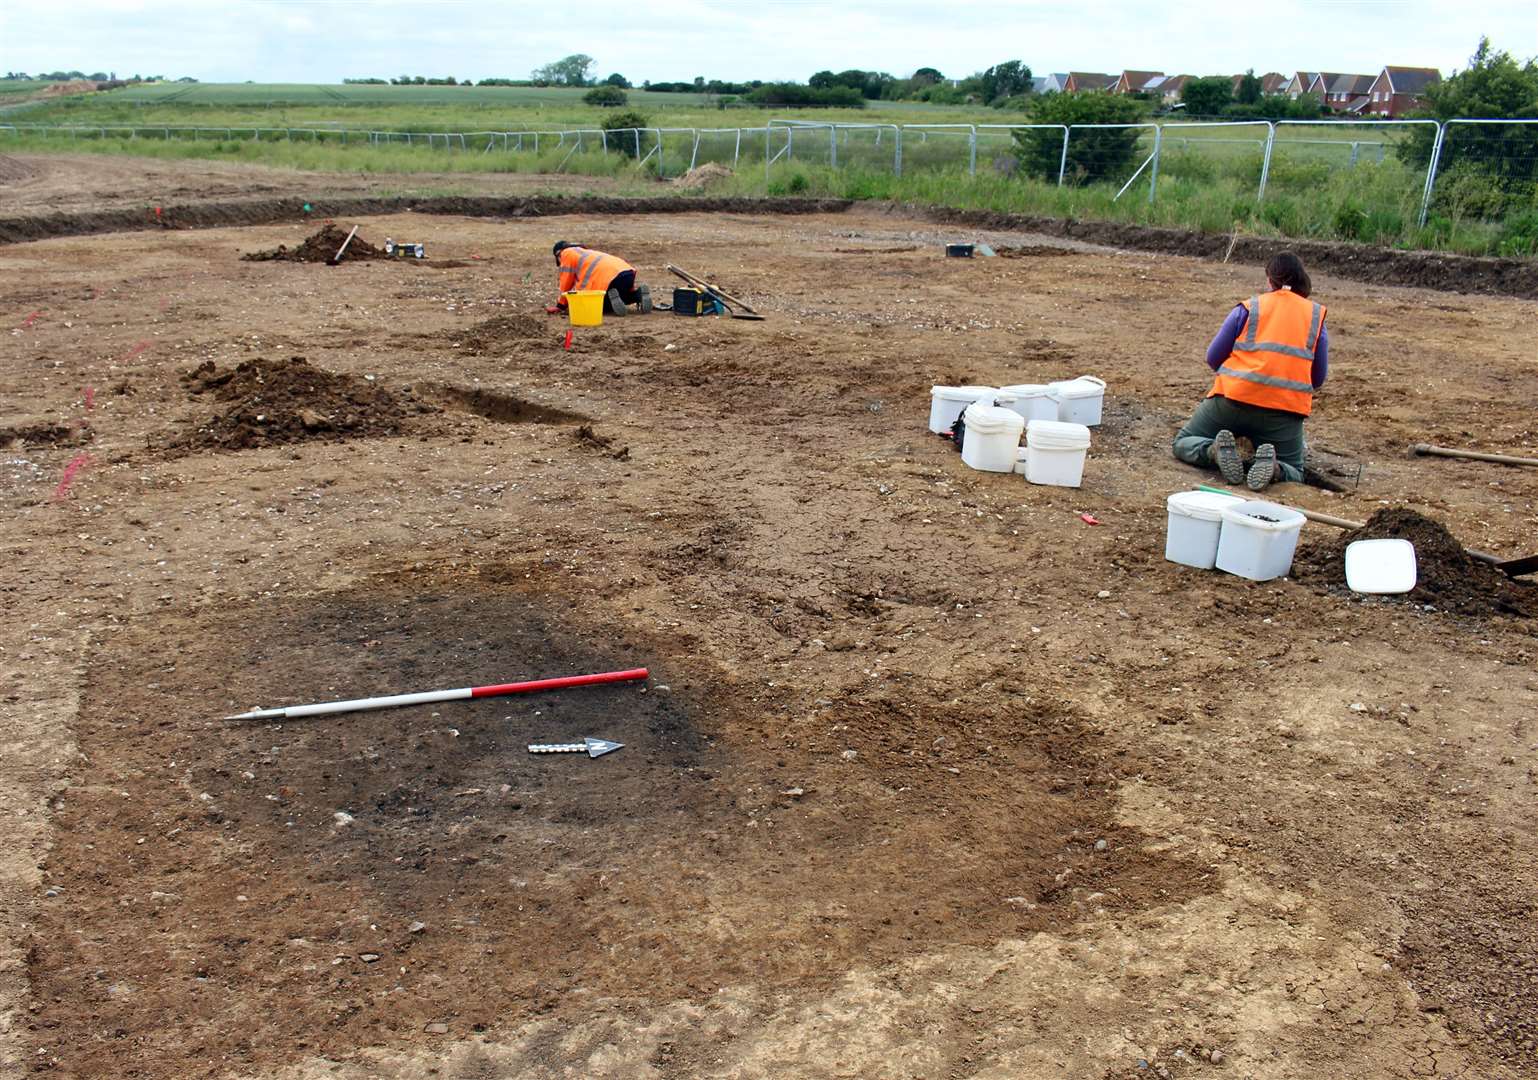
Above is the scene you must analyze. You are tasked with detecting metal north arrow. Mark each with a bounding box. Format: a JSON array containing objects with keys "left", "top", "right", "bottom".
[{"left": 527, "top": 737, "right": 624, "bottom": 758}]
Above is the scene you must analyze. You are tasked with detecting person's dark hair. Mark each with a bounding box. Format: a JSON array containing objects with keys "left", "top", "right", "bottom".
[
  {"left": 552, "top": 240, "right": 575, "bottom": 259},
  {"left": 1265, "top": 251, "right": 1311, "bottom": 298}
]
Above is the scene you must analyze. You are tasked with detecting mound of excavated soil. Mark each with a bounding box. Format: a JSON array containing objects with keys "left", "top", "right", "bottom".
[
  {"left": 455, "top": 313, "right": 550, "bottom": 354},
  {"left": 172, "top": 356, "right": 428, "bottom": 451},
  {"left": 672, "top": 162, "right": 734, "bottom": 190},
  {"left": 1294, "top": 507, "right": 1536, "bottom": 618},
  {"left": 241, "top": 223, "right": 386, "bottom": 264},
  {"left": 0, "top": 420, "right": 91, "bottom": 447}
]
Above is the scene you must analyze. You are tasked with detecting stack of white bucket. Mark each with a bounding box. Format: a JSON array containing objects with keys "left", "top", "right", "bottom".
[
  {"left": 1165, "top": 491, "right": 1306, "bottom": 581},
  {"left": 928, "top": 376, "right": 1104, "bottom": 488}
]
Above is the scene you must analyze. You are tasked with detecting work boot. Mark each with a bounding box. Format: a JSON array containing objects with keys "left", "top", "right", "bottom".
[
  {"left": 606, "top": 288, "right": 627, "bottom": 316},
  {"left": 637, "top": 284, "right": 653, "bottom": 314},
  {"left": 1210, "top": 429, "right": 1245, "bottom": 485},
  {"left": 1247, "top": 443, "right": 1279, "bottom": 491}
]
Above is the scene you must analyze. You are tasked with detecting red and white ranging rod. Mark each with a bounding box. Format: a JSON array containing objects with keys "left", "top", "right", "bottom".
[{"left": 224, "top": 667, "right": 650, "bottom": 721}]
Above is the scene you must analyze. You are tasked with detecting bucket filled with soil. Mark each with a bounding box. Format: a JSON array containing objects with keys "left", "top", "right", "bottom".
[{"left": 1294, "top": 508, "right": 1536, "bottom": 618}]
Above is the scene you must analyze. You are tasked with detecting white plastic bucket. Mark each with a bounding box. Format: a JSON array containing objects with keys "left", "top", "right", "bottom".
[
  {"left": 1214, "top": 500, "right": 1306, "bottom": 581},
  {"left": 960, "top": 403, "right": 1025, "bottom": 473},
  {"left": 1165, "top": 491, "right": 1246, "bottom": 569},
  {"left": 998, "top": 383, "right": 1058, "bottom": 423},
  {"left": 929, "top": 385, "right": 997, "bottom": 434},
  {"left": 1024, "top": 419, "right": 1091, "bottom": 487},
  {"left": 1048, "top": 375, "right": 1107, "bottom": 426}
]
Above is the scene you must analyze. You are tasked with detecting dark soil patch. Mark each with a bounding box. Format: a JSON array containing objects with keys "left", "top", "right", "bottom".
[
  {"left": 1294, "top": 507, "right": 1537, "bottom": 618},
  {"left": 453, "top": 313, "right": 552, "bottom": 354},
  {"left": 27, "top": 573, "right": 1208, "bottom": 1077},
  {"left": 572, "top": 423, "right": 629, "bottom": 460},
  {"left": 171, "top": 356, "right": 432, "bottom": 452},
  {"left": 241, "top": 223, "right": 386, "bottom": 263},
  {"left": 0, "top": 420, "right": 91, "bottom": 447},
  {"left": 993, "top": 244, "right": 1077, "bottom": 258},
  {"left": 426, "top": 382, "right": 585, "bottom": 426}
]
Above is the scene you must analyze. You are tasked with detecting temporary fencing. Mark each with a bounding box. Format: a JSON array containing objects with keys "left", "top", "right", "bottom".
[{"left": 2, "top": 116, "right": 1532, "bottom": 230}]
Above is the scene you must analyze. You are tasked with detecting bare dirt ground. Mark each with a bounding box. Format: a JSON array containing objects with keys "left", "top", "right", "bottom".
[
  {"left": 1, "top": 195, "right": 1536, "bottom": 1080},
  {"left": 0, "top": 152, "right": 621, "bottom": 215}
]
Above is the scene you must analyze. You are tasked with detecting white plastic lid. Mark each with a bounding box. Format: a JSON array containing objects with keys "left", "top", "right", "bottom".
[
  {"left": 1026, "top": 418, "right": 1091, "bottom": 450},
  {"left": 963, "top": 403, "right": 1025, "bottom": 435},
  {"left": 1219, "top": 500, "right": 1306, "bottom": 531},
  {"left": 1345, "top": 538, "right": 1418, "bottom": 594},
  {"left": 1048, "top": 375, "right": 1107, "bottom": 400},
  {"left": 1166, "top": 490, "right": 1245, "bottom": 522},
  {"left": 999, "top": 382, "right": 1053, "bottom": 398},
  {"left": 932, "top": 384, "right": 997, "bottom": 402}
]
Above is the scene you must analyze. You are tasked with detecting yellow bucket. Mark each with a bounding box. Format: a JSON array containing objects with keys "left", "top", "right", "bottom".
[{"left": 564, "top": 291, "right": 604, "bottom": 326}]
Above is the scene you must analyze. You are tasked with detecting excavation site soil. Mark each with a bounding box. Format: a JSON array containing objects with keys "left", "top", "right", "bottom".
[{"left": 2, "top": 181, "right": 1536, "bottom": 1080}]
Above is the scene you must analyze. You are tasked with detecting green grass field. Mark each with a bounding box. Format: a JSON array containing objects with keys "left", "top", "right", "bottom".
[{"left": 4, "top": 82, "right": 1532, "bottom": 257}]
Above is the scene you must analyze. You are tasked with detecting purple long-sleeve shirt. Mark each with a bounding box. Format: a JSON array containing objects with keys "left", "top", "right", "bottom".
[{"left": 1206, "top": 303, "right": 1329, "bottom": 388}]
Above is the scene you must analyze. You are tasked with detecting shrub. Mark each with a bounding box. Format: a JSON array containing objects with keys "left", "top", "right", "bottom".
[
  {"left": 583, "top": 85, "right": 627, "bottom": 107},
  {"left": 1013, "top": 92, "right": 1147, "bottom": 184},
  {"left": 745, "top": 83, "right": 865, "bottom": 108},
  {"left": 601, "top": 110, "right": 651, "bottom": 158},
  {"left": 1495, "top": 207, "right": 1538, "bottom": 256}
]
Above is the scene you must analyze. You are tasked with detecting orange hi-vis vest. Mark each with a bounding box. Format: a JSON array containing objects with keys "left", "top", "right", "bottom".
[
  {"left": 558, "top": 247, "right": 632, "bottom": 297},
  {"left": 1208, "top": 288, "right": 1326, "bottom": 417}
]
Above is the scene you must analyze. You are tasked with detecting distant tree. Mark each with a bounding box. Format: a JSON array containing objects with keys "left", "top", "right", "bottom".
[
  {"left": 532, "top": 54, "right": 595, "bottom": 87},
  {"left": 603, "top": 72, "right": 630, "bottom": 88},
  {"left": 1181, "top": 75, "right": 1233, "bottom": 116},
  {"left": 1399, "top": 37, "right": 1538, "bottom": 202},
  {"left": 1013, "top": 91, "right": 1146, "bottom": 183},
  {"left": 912, "top": 67, "right": 943, "bottom": 85},
  {"left": 1236, "top": 69, "right": 1262, "bottom": 104},
  {"left": 980, "top": 60, "right": 1032, "bottom": 102},
  {"left": 745, "top": 82, "right": 866, "bottom": 108},
  {"left": 808, "top": 70, "right": 836, "bottom": 89},
  {"left": 584, "top": 85, "right": 627, "bottom": 106}
]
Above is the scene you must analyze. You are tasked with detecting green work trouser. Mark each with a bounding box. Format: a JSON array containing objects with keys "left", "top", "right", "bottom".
[{"left": 1172, "top": 395, "right": 1307, "bottom": 483}]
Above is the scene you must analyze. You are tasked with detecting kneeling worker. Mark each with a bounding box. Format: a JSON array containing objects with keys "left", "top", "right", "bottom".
[
  {"left": 1172, "top": 252, "right": 1328, "bottom": 491},
  {"left": 549, "top": 241, "right": 652, "bottom": 317}
]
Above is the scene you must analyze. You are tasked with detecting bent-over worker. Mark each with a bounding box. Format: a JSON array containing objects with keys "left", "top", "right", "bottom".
[
  {"left": 1172, "top": 252, "right": 1328, "bottom": 491},
  {"left": 548, "top": 241, "right": 652, "bottom": 316}
]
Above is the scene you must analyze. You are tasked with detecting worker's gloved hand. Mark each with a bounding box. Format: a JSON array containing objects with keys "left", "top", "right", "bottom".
[{"left": 545, "top": 305, "right": 561, "bottom": 315}]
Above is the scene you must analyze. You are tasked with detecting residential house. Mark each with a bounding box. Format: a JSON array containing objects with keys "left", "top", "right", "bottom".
[
  {"left": 1322, "top": 73, "right": 1375, "bottom": 113},
  {"left": 1259, "top": 72, "right": 1288, "bottom": 95},
  {"left": 1286, "top": 72, "right": 1320, "bottom": 99},
  {"left": 1064, "top": 72, "right": 1116, "bottom": 92},
  {"left": 1038, "top": 73, "right": 1069, "bottom": 94},
  {"left": 1114, "top": 70, "right": 1163, "bottom": 95},
  {"left": 1305, "top": 72, "right": 1344, "bottom": 102},
  {"left": 1364, "top": 65, "right": 1440, "bottom": 117},
  {"left": 1159, "top": 75, "right": 1191, "bottom": 105}
]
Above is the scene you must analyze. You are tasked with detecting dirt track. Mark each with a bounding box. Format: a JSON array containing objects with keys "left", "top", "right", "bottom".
[{"left": 2, "top": 194, "right": 1537, "bottom": 1080}]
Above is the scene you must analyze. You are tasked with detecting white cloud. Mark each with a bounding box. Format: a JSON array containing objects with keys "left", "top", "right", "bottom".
[{"left": 0, "top": 0, "right": 1532, "bottom": 82}]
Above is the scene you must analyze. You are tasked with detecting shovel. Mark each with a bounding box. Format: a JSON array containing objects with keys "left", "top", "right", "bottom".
[
  {"left": 666, "top": 265, "right": 766, "bottom": 320},
  {"left": 328, "top": 225, "right": 359, "bottom": 266},
  {"left": 1195, "top": 484, "right": 1538, "bottom": 577}
]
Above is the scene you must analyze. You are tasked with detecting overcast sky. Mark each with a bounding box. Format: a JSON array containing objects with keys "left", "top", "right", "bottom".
[{"left": 3, "top": 1, "right": 1535, "bottom": 84}]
